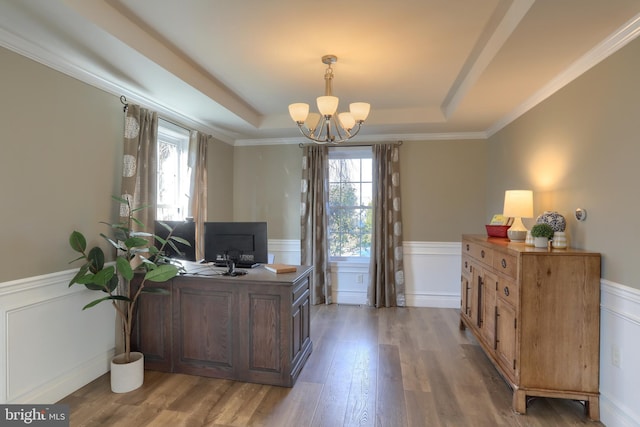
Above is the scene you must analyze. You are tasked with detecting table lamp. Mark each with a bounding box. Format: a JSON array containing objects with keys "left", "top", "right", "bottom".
[{"left": 503, "top": 190, "right": 533, "bottom": 242}]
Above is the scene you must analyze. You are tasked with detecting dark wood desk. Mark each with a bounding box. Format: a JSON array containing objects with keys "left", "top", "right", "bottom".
[{"left": 131, "top": 264, "right": 313, "bottom": 387}]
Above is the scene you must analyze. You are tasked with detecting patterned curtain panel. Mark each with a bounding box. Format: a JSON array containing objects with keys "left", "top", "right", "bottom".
[
  {"left": 120, "top": 104, "right": 158, "bottom": 234},
  {"left": 300, "top": 145, "right": 332, "bottom": 305},
  {"left": 189, "top": 131, "right": 209, "bottom": 261},
  {"left": 367, "top": 143, "right": 405, "bottom": 307}
]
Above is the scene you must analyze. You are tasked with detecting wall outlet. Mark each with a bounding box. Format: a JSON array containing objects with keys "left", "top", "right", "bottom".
[
  {"left": 611, "top": 344, "right": 621, "bottom": 368},
  {"left": 356, "top": 274, "right": 364, "bottom": 284}
]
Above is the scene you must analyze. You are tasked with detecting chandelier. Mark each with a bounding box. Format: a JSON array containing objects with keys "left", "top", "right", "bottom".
[{"left": 288, "top": 55, "right": 370, "bottom": 144}]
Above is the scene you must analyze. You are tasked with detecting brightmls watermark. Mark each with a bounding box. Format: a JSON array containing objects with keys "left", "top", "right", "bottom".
[{"left": 1, "top": 405, "right": 69, "bottom": 426}]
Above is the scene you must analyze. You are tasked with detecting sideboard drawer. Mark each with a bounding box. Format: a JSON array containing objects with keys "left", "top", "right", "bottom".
[
  {"left": 494, "top": 253, "right": 517, "bottom": 279},
  {"left": 467, "top": 242, "right": 493, "bottom": 267}
]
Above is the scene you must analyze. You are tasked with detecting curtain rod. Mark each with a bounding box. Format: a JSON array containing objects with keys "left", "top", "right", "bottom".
[
  {"left": 298, "top": 141, "right": 403, "bottom": 148},
  {"left": 120, "top": 95, "right": 212, "bottom": 139}
]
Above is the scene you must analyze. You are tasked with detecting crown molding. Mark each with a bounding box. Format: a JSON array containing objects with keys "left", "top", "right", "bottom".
[{"left": 486, "top": 13, "right": 640, "bottom": 137}]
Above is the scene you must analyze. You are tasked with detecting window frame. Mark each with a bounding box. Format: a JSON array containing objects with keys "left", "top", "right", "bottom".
[
  {"left": 156, "top": 119, "right": 191, "bottom": 221},
  {"left": 327, "top": 146, "right": 373, "bottom": 262}
]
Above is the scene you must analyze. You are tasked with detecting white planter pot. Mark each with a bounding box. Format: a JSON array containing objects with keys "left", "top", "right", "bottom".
[
  {"left": 110, "top": 351, "right": 144, "bottom": 393},
  {"left": 533, "top": 237, "right": 549, "bottom": 248}
]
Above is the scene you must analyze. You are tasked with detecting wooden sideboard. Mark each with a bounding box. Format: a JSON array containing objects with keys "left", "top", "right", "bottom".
[
  {"left": 460, "top": 235, "right": 601, "bottom": 420},
  {"left": 131, "top": 264, "right": 313, "bottom": 387}
]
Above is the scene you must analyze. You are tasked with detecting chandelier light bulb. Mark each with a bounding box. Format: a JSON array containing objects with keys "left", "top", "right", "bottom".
[
  {"left": 338, "top": 112, "right": 356, "bottom": 131},
  {"left": 317, "top": 96, "right": 339, "bottom": 116},
  {"left": 288, "top": 103, "right": 309, "bottom": 123},
  {"left": 289, "top": 55, "right": 369, "bottom": 144},
  {"left": 350, "top": 102, "right": 370, "bottom": 122}
]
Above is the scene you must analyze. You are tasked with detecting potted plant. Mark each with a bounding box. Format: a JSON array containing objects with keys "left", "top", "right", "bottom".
[
  {"left": 68, "top": 195, "right": 189, "bottom": 392},
  {"left": 530, "top": 223, "right": 554, "bottom": 248}
]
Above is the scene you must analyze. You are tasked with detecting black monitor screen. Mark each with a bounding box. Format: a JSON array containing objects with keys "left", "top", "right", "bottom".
[
  {"left": 154, "top": 220, "right": 196, "bottom": 261},
  {"left": 204, "top": 222, "right": 267, "bottom": 264}
]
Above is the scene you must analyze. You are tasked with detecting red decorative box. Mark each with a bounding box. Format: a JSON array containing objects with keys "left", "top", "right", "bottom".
[{"left": 485, "top": 225, "right": 511, "bottom": 238}]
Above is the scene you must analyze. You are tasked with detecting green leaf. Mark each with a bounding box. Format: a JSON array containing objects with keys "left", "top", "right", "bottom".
[
  {"left": 111, "top": 195, "right": 129, "bottom": 205},
  {"left": 116, "top": 256, "right": 133, "bottom": 280},
  {"left": 157, "top": 221, "right": 172, "bottom": 233},
  {"left": 106, "top": 275, "right": 119, "bottom": 293},
  {"left": 85, "top": 282, "right": 105, "bottom": 291},
  {"left": 154, "top": 235, "right": 168, "bottom": 246},
  {"left": 125, "top": 237, "right": 148, "bottom": 249},
  {"left": 170, "top": 236, "right": 191, "bottom": 246},
  {"left": 69, "top": 263, "right": 90, "bottom": 286},
  {"left": 144, "top": 264, "right": 179, "bottom": 282},
  {"left": 87, "top": 247, "right": 105, "bottom": 272},
  {"left": 92, "top": 266, "right": 115, "bottom": 286},
  {"left": 131, "top": 231, "right": 153, "bottom": 238},
  {"left": 69, "top": 231, "right": 86, "bottom": 253},
  {"left": 82, "top": 294, "right": 131, "bottom": 310},
  {"left": 131, "top": 217, "right": 145, "bottom": 229},
  {"left": 75, "top": 273, "right": 96, "bottom": 285}
]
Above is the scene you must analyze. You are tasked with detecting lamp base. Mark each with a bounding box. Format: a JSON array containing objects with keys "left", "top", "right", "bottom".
[{"left": 507, "top": 229, "right": 527, "bottom": 242}]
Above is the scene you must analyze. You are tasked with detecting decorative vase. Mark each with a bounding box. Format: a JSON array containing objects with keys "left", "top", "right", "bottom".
[
  {"left": 552, "top": 231, "right": 567, "bottom": 249},
  {"left": 533, "top": 237, "right": 549, "bottom": 248},
  {"left": 110, "top": 351, "right": 144, "bottom": 393},
  {"left": 536, "top": 211, "right": 566, "bottom": 232},
  {"left": 525, "top": 230, "right": 534, "bottom": 246}
]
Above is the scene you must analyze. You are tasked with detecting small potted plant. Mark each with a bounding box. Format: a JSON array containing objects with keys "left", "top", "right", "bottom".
[
  {"left": 530, "top": 223, "right": 554, "bottom": 248},
  {"left": 68, "top": 195, "right": 189, "bottom": 393}
]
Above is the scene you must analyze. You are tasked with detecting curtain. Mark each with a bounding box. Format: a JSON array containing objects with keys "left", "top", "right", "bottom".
[
  {"left": 367, "top": 143, "right": 405, "bottom": 308},
  {"left": 300, "top": 145, "right": 332, "bottom": 305},
  {"left": 120, "top": 104, "right": 158, "bottom": 234},
  {"left": 188, "top": 131, "right": 208, "bottom": 261}
]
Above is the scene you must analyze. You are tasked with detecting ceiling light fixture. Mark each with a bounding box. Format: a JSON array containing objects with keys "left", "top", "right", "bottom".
[{"left": 288, "top": 55, "right": 370, "bottom": 144}]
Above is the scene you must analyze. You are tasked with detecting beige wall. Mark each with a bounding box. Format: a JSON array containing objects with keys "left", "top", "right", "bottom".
[
  {"left": 1, "top": 47, "right": 123, "bottom": 283},
  {"left": 232, "top": 145, "right": 302, "bottom": 239},
  {"left": 231, "top": 140, "right": 488, "bottom": 242},
  {"left": 487, "top": 36, "right": 640, "bottom": 290},
  {"left": 206, "top": 137, "right": 234, "bottom": 221},
  {"left": 400, "top": 139, "right": 488, "bottom": 241}
]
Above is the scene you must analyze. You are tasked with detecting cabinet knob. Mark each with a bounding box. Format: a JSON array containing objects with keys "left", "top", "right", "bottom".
[
  {"left": 503, "top": 286, "right": 510, "bottom": 296},
  {"left": 464, "top": 261, "right": 468, "bottom": 268},
  {"left": 501, "top": 258, "right": 507, "bottom": 269},
  {"left": 466, "top": 244, "right": 470, "bottom": 251},
  {"left": 481, "top": 250, "right": 485, "bottom": 258}
]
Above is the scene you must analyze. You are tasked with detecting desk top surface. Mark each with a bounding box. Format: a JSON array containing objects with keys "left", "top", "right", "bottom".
[{"left": 175, "top": 261, "right": 313, "bottom": 285}]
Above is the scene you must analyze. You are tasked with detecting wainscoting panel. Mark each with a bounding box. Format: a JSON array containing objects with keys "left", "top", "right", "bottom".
[
  {"left": 599, "top": 280, "right": 640, "bottom": 427},
  {"left": 0, "top": 269, "right": 115, "bottom": 404},
  {"left": 268, "top": 239, "right": 301, "bottom": 265},
  {"left": 269, "top": 240, "right": 462, "bottom": 307},
  {"left": 403, "top": 241, "right": 461, "bottom": 308}
]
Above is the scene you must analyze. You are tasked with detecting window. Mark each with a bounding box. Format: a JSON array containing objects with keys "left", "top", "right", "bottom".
[
  {"left": 156, "top": 119, "right": 191, "bottom": 221},
  {"left": 328, "top": 147, "right": 373, "bottom": 259}
]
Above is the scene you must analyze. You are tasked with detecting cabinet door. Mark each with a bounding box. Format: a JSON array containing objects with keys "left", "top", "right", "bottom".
[
  {"left": 482, "top": 271, "right": 497, "bottom": 349},
  {"left": 496, "top": 298, "right": 517, "bottom": 377},
  {"left": 131, "top": 280, "right": 172, "bottom": 372}
]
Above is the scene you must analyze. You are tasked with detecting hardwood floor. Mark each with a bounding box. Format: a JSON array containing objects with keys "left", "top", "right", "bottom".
[{"left": 59, "top": 305, "right": 603, "bottom": 426}]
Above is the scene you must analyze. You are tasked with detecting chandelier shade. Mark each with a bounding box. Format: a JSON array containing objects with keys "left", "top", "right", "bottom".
[{"left": 289, "top": 55, "right": 370, "bottom": 144}]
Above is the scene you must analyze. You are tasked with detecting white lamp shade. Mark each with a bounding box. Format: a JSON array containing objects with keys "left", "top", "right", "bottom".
[
  {"left": 349, "top": 102, "right": 370, "bottom": 122},
  {"left": 317, "top": 96, "right": 339, "bottom": 116},
  {"left": 338, "top": 112, "right": 356, "bottom": 131},
  {"left": 306, "top": 112, "right": 321, "bottom": 132},
  {"left": 289, "top": 103, "right": 309, "bottom": 123},
  {"left": 503, "top": 190, "right": 533, "bottom": 218}
]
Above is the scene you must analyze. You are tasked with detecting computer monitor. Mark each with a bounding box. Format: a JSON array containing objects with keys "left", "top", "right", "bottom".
[
  {"left": 154, "top": 220, "right": 196, "bottom": 261},
  {"left": 204, "top": 222, "right": 268, "bottom": 265}
]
